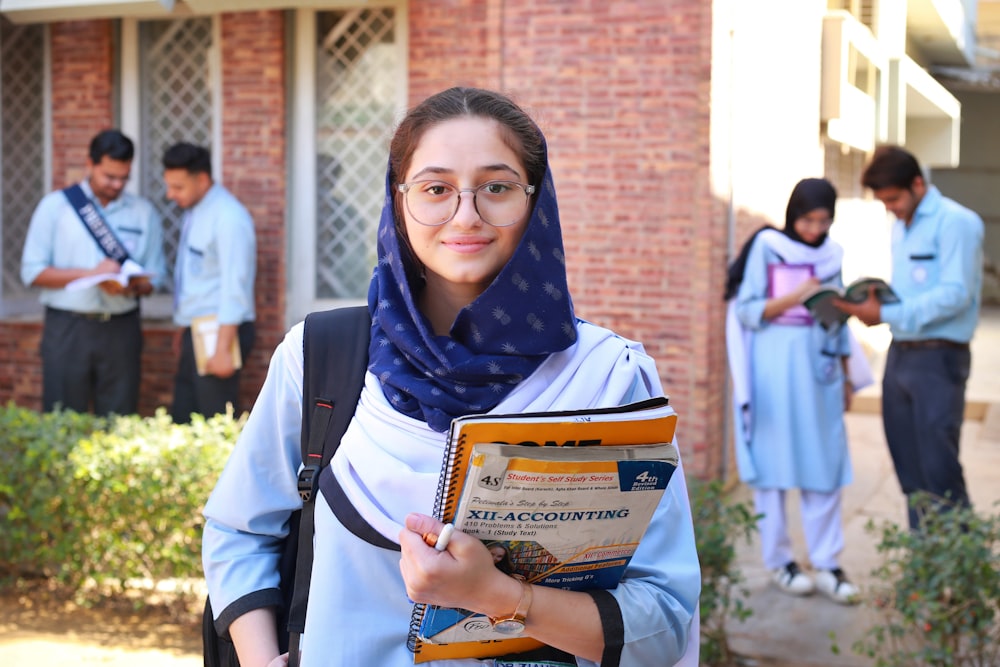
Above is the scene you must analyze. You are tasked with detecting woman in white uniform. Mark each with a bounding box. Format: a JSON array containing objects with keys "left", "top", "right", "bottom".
[{"left": 202, "top": 87, "right": 701, "bottom": 667}]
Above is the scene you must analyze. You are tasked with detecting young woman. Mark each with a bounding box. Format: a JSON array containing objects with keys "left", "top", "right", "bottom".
[
  {"left": 202, "top": 87, "right": 700, "bottom": 666},
  {"left": 726, "top": 178, "right": 860, "bottom": 605}
]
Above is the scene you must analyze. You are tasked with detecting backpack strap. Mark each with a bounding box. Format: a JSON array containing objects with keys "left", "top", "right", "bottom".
[{"left": 287, "top": 305, "right": 370, "bottom": 667}]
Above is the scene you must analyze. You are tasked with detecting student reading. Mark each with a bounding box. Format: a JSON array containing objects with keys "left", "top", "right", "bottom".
[
  {"left": 725, "top": 178, "right": 860, "bottom": 605},
  {"left": 202, "top": 87, "right": 700, "bottom": 667}
]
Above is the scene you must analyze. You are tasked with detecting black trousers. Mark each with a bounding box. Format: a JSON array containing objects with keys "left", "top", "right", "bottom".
[
  {"left": 882, "top": 341, "right": 972, "bottom": 528},
  {"left": 41, "top": 306, "right": 142, "bottom": 416},
  {"left": 171, "top": 321, "right": 255, "bottom": 423}
]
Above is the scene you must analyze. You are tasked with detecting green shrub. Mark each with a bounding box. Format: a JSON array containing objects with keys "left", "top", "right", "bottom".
[
  {"left": 0, "top": 406, "right": 104, "bottom": 578},
  {"left": 854, "top": 494, "right": 1000, "bottom": 667},
  {"left": 0, "top": 404, "right": 243, "bottom": 596},
  {"left": 690, "top": 479, "right": 759, "bottom": 667}
]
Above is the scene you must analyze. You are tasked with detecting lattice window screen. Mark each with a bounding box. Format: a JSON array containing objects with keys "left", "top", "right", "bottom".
[
  {"left": 1, "top": 19, "right": 45, "bottom": 300},
  {"left": 139, "top": 18, "right": 213, "bottom": 288},
  {"left": 315, "top": 8, "right": 398, "bottom": 299}
]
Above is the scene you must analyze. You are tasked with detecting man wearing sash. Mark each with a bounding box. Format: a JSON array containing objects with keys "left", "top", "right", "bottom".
[
  {"left": 163, "top": 142, "right": 256, "bottom": 423},
  {"left": 20, "top": 129, "right": 166, "bottom": 415}
]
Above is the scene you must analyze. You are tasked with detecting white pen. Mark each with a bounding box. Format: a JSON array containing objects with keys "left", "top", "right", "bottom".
[{"left": 423, "top": 523, "right": 455, "bottom": 551}]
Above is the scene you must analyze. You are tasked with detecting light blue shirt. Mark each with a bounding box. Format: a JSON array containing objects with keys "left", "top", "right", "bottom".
[
  {"left": 203, "top": 320, "right": 699, "bottom": 666},
  {"left": 879, "top": 185, "right": 983, "bottom": 343},
  {"left": 20, "top": 180, "right": 166, "bottom": 314},
  {"left": 173, "top": 183, "right": 256, "bottom": 327}
]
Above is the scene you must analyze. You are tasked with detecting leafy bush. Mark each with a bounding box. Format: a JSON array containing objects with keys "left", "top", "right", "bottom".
[
  {"left": 0, "top": 404, "right": 242, "bottom": 596},
  {"left": 854, "top": 494, "right": 1000, "bottom": 667},
  {"left": 690, "top": 479, "right": 759, "bottom": 666}
]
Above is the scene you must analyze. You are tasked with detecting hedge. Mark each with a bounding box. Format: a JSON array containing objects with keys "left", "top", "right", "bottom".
[{"left": 0, "top": 404, "right": 242, "bottom": 594}]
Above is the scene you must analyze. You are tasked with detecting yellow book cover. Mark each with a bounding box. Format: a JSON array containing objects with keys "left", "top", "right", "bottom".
[
  {"left": 409, "top": 397, "right": 679, "bottom": 663},
  {"left": 191, "top": 314, "right": 243, "bottom": 377}
]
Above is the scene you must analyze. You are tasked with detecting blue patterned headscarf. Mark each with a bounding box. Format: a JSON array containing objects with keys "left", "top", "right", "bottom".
[{"left": 366, "top": 142, "right": 578, "bottom": 432}]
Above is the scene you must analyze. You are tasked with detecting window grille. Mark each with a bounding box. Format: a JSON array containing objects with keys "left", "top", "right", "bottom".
[
  {"left": 138, "top": 17, "right": 213, "bottom": 288},
  {"left": 1, "top": 19, "right": 45, "bottom": 302},
  {"left": 315, "top": 8, "right": 398, "bottom": 299}
]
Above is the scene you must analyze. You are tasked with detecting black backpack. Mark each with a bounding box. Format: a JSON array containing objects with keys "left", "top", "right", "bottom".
[{"left": 202, "top": 305, "right": 370, "bottom": 667}]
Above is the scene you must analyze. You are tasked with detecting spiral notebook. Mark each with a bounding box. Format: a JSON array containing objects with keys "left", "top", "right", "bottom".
[{"left": 408, "top": 397, "right": 679, "bottom": 663}]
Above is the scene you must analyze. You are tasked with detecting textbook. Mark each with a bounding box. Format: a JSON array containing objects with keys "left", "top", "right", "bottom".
[
  {"left": 803, "top": 277, "right": 900, "bottom": 329},
  {"left": 191, "top": 314, "right": 242, "bottom": 376},
  {"left": 408, "top": 397, "right": 679, "bottom": 663},
  {"left": 65, "top": 262, "right": 153, "bottom": 291}
]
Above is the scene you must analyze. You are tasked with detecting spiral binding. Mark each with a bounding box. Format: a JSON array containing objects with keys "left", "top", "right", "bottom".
[
  {"left": 407, "top": 429, "right": 468, "bottom": 653},
  {"left": 430, "top": 431, "right": 468, "bottom": 523},
  {"left": 406, "top": 602, "right": 427, "bottom": 653}
]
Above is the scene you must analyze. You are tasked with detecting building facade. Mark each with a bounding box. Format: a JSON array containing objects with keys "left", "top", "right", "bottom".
[{"left": 0, "top": 0, "right": 993, "bottom": 480}]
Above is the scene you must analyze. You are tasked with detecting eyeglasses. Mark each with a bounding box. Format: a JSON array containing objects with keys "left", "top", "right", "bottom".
[{"left": 397, "top": 180, "right": 536, "bottom": 227}]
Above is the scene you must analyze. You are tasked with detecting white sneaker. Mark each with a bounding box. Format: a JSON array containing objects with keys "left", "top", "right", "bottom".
[
  {"left": 815, "top": 567, "right": 860, "bottom": 605},
  {"left": 771, "top": 561, "right": 814, "bottom": 596}
]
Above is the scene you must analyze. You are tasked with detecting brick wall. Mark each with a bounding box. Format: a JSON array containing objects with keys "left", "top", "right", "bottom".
[
  {"left": 49, "top": 21, "right": 115, "bottom": 188},
  {"left": 408, "top": 1, "right": 724, "bottom": 476},
  {"left": 219, "top": 11, "right": 287, "bottom": 413}
]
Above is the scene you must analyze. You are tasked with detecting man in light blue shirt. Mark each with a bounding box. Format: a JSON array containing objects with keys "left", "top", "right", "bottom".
[
  {"left": 20, "top": 129, "right": 166, "bottom": 415},
  {"left": 164, "top": 142, "right": 256, "bottom": 423},
  {"left": 837, "top": 145, "right": 983, "bottom": 528}
]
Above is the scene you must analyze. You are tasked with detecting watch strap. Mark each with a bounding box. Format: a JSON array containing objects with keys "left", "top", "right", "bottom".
[{"left": 489, "top": 578, "right": 533, "bottom": 632}]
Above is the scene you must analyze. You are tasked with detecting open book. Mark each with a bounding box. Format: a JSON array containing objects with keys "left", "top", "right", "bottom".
[
  {"left": 408, "top": 397, "right": 679, "bottom": 663},
  {"left": 803, "top": 277, "right": 900, "bottom": 329},
  {"left": 65, "top": 259, "right": 153, "bottom": 292}
]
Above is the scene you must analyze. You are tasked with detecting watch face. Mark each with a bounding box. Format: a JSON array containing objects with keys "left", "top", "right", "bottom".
[{"left": 492, "top": 618, "right": 526, "bottom": 635}]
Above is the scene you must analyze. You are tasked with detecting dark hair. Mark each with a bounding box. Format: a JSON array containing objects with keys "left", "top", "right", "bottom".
[
  {"left": 388, "top": 87, "right": 545, "bottom": 224},
  {"left": 89, "top": 130, "right": 134, "bottom": 163},
  {"left": 723, "top": 177, "right": 837, "bottom": 300},
  {"left": 162, "top": 142, "right": 212, "bottom": 177},
  {"left": 486, "top": 541, "right": 517, "bottom": 576},
  {"left": 783, "top": 177, "right": 836, "bottom": 247},
  {"left": 861, "top": 145, "right": 923, "bottom": 191}
]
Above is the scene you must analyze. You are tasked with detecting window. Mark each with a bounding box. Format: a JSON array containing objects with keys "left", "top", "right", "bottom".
[
  {"left": 137, "top": 17, "right": 215, "bottom": 289},
  {"left": 315, "top": 8, "right": 400, "bottom": 299},
  {"left": 289, "top": 6, "right": 405, "bottom": 322},
  {"left": 0, "top": 18, "right": 47, "bottom": 315}
]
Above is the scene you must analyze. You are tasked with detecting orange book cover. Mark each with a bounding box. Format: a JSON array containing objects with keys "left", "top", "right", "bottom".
[{"left": 409, "top": 397, "right": 679, "bottom": 663}]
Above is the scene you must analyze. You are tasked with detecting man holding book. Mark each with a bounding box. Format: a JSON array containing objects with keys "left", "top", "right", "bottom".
[
  {"left": 163, "top": 142, "right": 256, "bottom": 422},
  {"left": 835, "top": 145, "right": 983, "bottom": 529},
  {"left": 20, "top": 129, "right": 166, "bottom": 416}
]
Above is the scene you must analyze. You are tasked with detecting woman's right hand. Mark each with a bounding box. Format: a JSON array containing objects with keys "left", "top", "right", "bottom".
[
  {"left": 267, "top": 653, "right": 289, "bottom": 667},
  {"left": 398, "top": 513, "right": 521, "bottom": 619},
  {"left": 791, "top": 276, "right": 821, "bottom": 303},
  {"left": 763, "top": 276, "right": 820, "bottom": 320}
]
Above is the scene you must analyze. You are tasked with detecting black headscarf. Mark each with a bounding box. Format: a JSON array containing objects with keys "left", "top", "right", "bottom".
[
  {"left": 723, "top": 178, "right": 837, "bottom": 300},
  {"left": 782, "top": 178, "right": 836, "bottom": 247}
]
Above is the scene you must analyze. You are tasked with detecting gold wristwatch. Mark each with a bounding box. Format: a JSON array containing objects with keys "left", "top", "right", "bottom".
[{"left": 489, "top": 579, "right": 533, "bottom": 636}]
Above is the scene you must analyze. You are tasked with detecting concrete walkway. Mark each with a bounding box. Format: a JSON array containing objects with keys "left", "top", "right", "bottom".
[{"left": 725, "top": 307, "right": 1000, "bottom": 666}]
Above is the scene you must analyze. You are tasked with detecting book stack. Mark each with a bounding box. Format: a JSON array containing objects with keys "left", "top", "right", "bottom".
[{"left": 408, "top": 397, "right": 680, "bottom": 663}]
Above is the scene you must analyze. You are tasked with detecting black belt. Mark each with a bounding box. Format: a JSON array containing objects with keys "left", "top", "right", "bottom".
[
  {"left": 46, "top": 306, "right": 139, "bottom": 322},
  {"left": 893, "top": 338, "right": 969, "bottom": 351}
]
